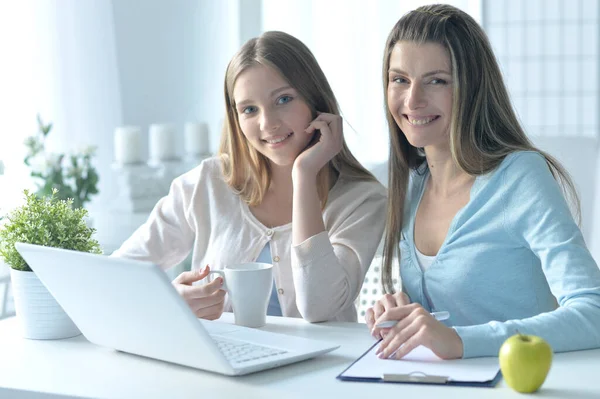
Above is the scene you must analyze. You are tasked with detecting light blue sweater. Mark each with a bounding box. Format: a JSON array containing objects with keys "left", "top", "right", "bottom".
[
  {"left": 400, "top": 151, "right": 600, "bottom": 358},
  {"left": 255, "top": 242, "right": 283, "bottom": 317}
]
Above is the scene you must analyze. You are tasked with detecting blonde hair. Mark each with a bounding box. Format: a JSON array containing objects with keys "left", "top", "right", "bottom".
[
  {"left": 219, "top": 31, "right": 375, "bottom": 207},
  {"left": 381, "top": 4, "right": 580, "bottom": 293}
]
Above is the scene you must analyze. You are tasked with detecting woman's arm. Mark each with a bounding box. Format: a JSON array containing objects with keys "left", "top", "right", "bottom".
[
  {"left": 112, "top": 166, "right": 199, "bottom": 270},
  {"left": 113, "top": 161, "right": 228, "bottom": 319},
  {"left": 291, "top": 172, "right": 325, "bottom": 245},
  {"left": 290, "top": 113, "right": 387, "bottom": 322},
  {"left": 455, "top": 152, "right": 600, "bottom": 358},
  {"left": 291, "top": 180, "right": 387, "bottom": 322},
  {"left": 291, "top": 113, "right": 343, "bottom": 245}
]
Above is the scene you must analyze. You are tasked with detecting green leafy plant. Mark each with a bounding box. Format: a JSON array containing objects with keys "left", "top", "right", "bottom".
[
  {"left": 0, "top": 189, "right": 102, "bottom": 271},
  {"left": 24, "top": 115, "right": 99, "bottom": 209}
]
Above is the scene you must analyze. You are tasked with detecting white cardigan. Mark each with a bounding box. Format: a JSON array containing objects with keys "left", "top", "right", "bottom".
[{"left": 113, "top": 157, "right": 387, "bottom": 322}]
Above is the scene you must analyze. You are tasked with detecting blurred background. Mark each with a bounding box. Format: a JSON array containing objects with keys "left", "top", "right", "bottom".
[{"left": 1, "top": 0, "right": 599, "bottom": 318}]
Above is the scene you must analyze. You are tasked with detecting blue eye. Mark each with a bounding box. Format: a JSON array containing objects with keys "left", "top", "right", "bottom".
[
  {"left": 277, "top": 95, "right": 293, "bottom": 105},
  {"left": 242, "top": 106, "right": 257, "bottom": 114},
  {"left": 430, "top": 78, "right": 448, "bottom": 85},
  {"left": 392, "top": 76, "right": 408, "bottom": 84}
]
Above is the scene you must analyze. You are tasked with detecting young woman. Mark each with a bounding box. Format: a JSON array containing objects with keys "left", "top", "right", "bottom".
[
  {"left": 114, "top": 31, "right": 386, "bottom": 323},
  {"left": 365, "top": 4, "right": 600, "bottom": 359}
]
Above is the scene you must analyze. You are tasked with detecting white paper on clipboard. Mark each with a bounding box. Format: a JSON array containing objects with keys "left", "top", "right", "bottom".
[{"left": 340, "top": 344, "right": 500, "bottom": 383}]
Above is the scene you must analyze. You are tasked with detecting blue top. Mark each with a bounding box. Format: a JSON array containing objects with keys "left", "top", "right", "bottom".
[
  {"left": 400, "top": 151, "right": 600, "bottom": 358},
  {"left": 255, "top": 242, "right": 282, "bottom": 316}
]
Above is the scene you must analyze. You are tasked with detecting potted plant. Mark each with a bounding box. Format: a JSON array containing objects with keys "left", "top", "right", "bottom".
[{"left": 0, "top": 189, "right": 102, "bottom": 339}]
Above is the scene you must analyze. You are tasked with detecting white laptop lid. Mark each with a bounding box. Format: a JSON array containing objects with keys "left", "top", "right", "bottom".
[{"left": 15, "top": 242, "right": 234, "bottom": 374}]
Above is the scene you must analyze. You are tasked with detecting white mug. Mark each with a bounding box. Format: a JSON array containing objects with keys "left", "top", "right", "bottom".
[{"left": 207, "top": 262, "right": 273, "bottom": 328}]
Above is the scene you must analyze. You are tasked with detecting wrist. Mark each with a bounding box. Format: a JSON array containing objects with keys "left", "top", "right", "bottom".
[
  {"left": 450, "top": 327, "right": 464, "bottom": 359},
  {"left": 292, "top": 163, "right": 318, "bottom": 183}
]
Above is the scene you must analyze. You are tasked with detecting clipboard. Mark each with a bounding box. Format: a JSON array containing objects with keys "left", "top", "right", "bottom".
[{"left": 337, "top": 341, "right": 502, "bottom": 388}]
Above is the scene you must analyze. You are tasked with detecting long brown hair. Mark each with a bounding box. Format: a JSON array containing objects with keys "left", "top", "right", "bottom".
[
  {"left": 381, "top": 4, "right": 580, "bottom": 293},
  {"left": 219, "top": 31, "right": 375, "bottom": 207}
]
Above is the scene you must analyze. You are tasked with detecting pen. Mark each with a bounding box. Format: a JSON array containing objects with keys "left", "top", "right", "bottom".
[{"left": 375, "top": 311, "right": 450, "bottom": 329}]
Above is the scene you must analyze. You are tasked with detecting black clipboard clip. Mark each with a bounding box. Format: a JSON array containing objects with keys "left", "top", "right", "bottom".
[{"left": 382, "top": 371, "right": 449, "bottom": 384}]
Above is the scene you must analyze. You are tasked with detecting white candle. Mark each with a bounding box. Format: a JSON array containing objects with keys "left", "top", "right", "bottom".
[
  {"left": 149, "top": 124, "right": 177, "bottom": 161},
  {"left": 114, "top": 126, "right": 143, "bottom": 164},
  {"left": 184, "top": 122, "right": 210, "bottom": 155}
]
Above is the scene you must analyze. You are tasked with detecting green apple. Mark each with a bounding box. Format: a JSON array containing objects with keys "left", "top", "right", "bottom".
[{"left": 499, "top": 333, "right": 553, "bottom": 393}]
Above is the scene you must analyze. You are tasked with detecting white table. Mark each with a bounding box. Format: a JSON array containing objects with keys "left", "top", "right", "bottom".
[{"left": 0, "top": 313, "right": 599, "bottom": 399}]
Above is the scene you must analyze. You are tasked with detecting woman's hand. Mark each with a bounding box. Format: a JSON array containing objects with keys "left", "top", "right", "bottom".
[
  {"left": 172, "top": 265, "right": 226, "bottom": 320},
  {"left": 365, "top": 292, "right": 411, "bottom": 335},
  {"left": 374, "top": 303, "right": 463, "bottom": 360},
  {"left": 292, "top": 112, "right": 344, "bottom": 178}
]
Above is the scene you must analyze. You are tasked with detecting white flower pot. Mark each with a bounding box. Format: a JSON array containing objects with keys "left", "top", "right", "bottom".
[{"left": 10, "top": 268, "right": 81, "bottom": 340}]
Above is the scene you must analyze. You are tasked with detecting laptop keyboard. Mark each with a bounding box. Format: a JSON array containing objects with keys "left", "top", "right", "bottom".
[{"left": 211, "top": 335, "right": 288, "bottom": 364}]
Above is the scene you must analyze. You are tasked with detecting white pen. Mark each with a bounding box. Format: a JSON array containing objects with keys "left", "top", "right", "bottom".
[{"left": 375, "top": 311, "right": 450, "bottom": 329}]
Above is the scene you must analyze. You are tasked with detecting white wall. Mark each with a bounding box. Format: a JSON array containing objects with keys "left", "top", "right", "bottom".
[
  {"left": 0, "top": 0, "right": 122, "bottom": 213},
  {"left": 110, "top": 0, "right": 244, "bottom": 159},
  {"left": 47, "top": 1, "right": 123, "bottom": 209}
]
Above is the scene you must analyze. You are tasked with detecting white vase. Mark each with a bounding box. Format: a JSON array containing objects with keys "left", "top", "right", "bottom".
[{"left": 10, "top": 268, "right": 81, "bottom": 340}]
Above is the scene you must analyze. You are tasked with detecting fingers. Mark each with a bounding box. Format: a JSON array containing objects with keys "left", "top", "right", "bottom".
[
  {"left": 395, "top": 291, "right": 411, "bottom": 306},
  {"left": 305, "top": 120, "right": 331, "bottom": 136},
  {"left": 376, "top": 310, "right": 422, "bottom": 356},
  {"left": 174, "top": 265, "right": 210, "bottom": 285},
  {"left": 373, "top": 301, "right": 386, "bottom": 320},
  {"left": 390, "top": 331, "right": 424, "bottom": 359},
  {"left": 374, "top": 296, "right": 405, "bottom": 326},
  {"left": 377, "top": 322, "right": 422, "bottom": 359},
  {"left": 295, "top": 112, "right": 344, "bottom": 174},
  {"left": 370, "top": 301, "right": 387, "bottom": 338},
  {"left": 381, "top": 293, "right": 398, "bottom": 310},
  {"left": 314, "top": 112, "right": 341, "bottom": 124},
  {"left": 305, "top": 113, "right": 342, "bottom": 136},
  {"left": 375, "top": 306, "right": 449, "bottom": 359},
  {"left": 190, "top": 289, "right": 226, "bottom": 317},
  {"left": 185, "top": 276, "right": 224, "bottom": 299},
  {"left": 375, "top": 303, "right": 420, "bottom": 326},
  {"left": 365, "top": 307, "right": 376, "bottom": 330},
  {"left": 372, "top": 303, "right": 421, "bottom": 339},
  {"left": 172, "top": 265, "right": 226, "bottom": 321},
  {"left": 194, "top": 299, "right": 226, "bottom": 320}
]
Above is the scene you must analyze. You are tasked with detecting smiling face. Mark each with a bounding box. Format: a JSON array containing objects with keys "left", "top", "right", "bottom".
[
  {"left": 233, "top": 64, "right": 314, "bottom": 167},
  {"left": 387, "top": 41, "right": 454, "bottom": 150}
]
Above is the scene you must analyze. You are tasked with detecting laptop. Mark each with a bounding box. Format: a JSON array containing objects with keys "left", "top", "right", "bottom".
[{"left": 15, "top": 242, "right": 339, "bottom": 376}]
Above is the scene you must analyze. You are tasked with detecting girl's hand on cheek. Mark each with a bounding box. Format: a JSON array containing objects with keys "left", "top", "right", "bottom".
[{"left": 293, "top": 112, "right": 343, "bottom": 178}]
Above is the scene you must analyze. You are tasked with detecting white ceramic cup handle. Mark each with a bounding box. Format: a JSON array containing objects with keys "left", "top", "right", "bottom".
[{"left": 206, "top": 270, "right": 227, "bottom": 291}]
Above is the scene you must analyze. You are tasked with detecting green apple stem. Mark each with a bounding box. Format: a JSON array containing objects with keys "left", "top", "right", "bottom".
[{"left": 515, "top": 329, "right": 530, "bottom": 342}]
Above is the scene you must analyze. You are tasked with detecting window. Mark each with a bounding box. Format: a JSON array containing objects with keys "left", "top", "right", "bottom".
[{"left": 483, "top": 0, "right": 599, "bottom": 138}]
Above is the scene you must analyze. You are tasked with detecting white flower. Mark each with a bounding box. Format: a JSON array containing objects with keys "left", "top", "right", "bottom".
[
  {"left": 23, "top": 136, "right": 37, "bottom": 147},
  {"left": 81, "top": 146, "right": 97, "bottom": 157},
  {"left": 44, "top": 154, "right": 61, "bottom": 170}
]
